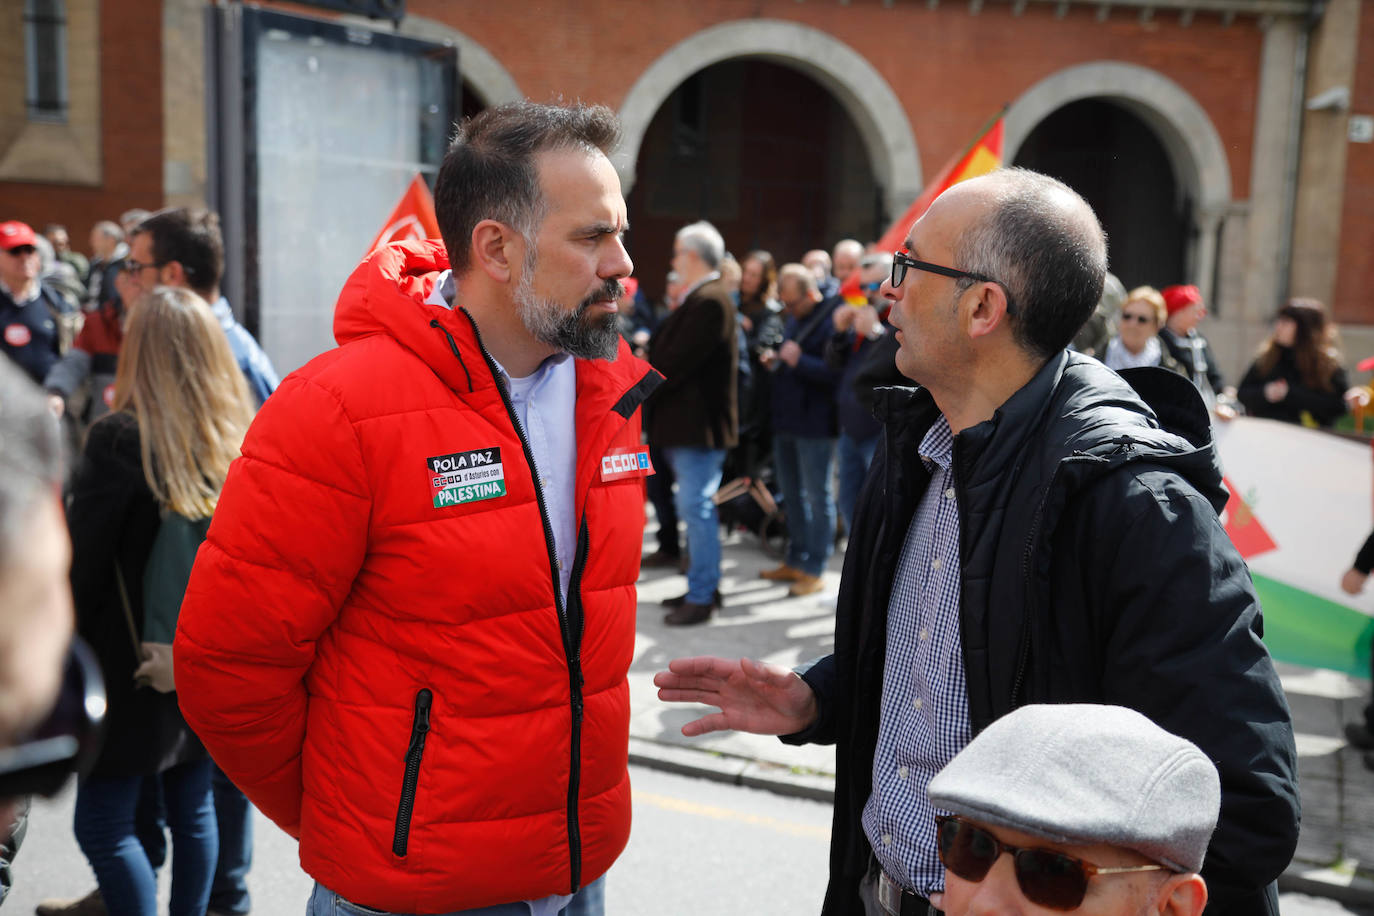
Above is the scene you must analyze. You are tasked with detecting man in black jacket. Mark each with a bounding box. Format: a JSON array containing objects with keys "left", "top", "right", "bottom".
[
  {"left": 647, "top": 221, "right": 739, "bottom": 626},
  {"left": 656, "top": 167, "right": 1298, "bottom": 916}
]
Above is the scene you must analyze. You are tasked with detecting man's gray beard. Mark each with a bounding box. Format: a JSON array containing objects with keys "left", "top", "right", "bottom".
[{"left": 514, "top": 265, "right": 620, "bottom": 362}]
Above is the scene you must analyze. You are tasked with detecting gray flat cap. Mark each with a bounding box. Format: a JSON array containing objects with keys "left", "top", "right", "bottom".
[{"left": 927, "top": 704, "right": 1220, "bottom": 873}]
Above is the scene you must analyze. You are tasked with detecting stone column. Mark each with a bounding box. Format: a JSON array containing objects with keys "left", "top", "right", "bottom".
[{"left": 1290, "top": 0, "right": 1361, "bottom": 308}]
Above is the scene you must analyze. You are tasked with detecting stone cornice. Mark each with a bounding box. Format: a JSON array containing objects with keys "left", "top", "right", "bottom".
[{"left": 905, "top": 0, "right": 1320, "bottom": 21}]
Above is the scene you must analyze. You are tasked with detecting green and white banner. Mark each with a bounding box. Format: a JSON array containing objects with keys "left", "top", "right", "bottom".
[{"left": 1214, "top": 417, "right": 1372, "bottom": 677}]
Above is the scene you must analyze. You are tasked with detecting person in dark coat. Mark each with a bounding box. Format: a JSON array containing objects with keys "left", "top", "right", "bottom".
[
  {"left": 647, "top": 221, "right": 738, "bottom": 626},
  {"left": 825, "top": 251, "right": 901, "bottom": 533},
  {"left": 0, "top": 221, "right": 78, "bottom": 387},
  {"left": 67, "top": 286, "right": 256, "bottom": 916},
  {"left": 1237, "top": 298, "right": 1349, "bottom": 427},
  {"left": 758, "top": 264, "right": 841, "bottom": 596},
  {"left": 656, "top": 167, "right": 1298, "bottom": 916}
]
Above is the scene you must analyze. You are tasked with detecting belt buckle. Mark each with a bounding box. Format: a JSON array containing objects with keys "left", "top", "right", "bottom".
[{"left": 877, "top": 869, "right": 934, "bottom": 916}]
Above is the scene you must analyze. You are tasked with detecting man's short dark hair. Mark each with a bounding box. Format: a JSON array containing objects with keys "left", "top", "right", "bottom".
[
  {"left": 0, "top": 359, "right": 62, "bottom": 569},
  {"left": 954, "top": 168, "right": 1107, "bottom": 360},
  {"left": 136, "top": 208, "right": 225, "bottom": 300},
  {"left": 435, "top": 101, "right": 621, "bottom": 275}
]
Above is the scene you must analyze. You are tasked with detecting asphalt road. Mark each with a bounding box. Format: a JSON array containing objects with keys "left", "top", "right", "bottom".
[{"left": 3, "top": 766, "right": 1367, "bottom": 915}]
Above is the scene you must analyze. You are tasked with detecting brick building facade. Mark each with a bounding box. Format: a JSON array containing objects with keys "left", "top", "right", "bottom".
[{"left": 2, "top": 0, "right": 1370, "bottom": 380}]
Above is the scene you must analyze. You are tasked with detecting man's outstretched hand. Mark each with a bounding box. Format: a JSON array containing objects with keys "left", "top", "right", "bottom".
[{"left": 654, "top": 656, "right": 819, "bottom": 737}]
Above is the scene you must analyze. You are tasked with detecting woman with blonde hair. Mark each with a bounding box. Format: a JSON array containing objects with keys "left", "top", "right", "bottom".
[
  {"left": 66, "top": 286, "right": 255, "bottom": 916},
  {"left": 1238, "top": 297, "right": 1350, "bottom": 427},
  {"left": 1102, "top": 285, "right": 1183, "bottom": 373}
]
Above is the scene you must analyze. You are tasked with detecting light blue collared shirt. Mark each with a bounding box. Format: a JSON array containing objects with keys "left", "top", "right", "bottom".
[{"left": 426, "top": 272, "right": 578, "bottom": 916}]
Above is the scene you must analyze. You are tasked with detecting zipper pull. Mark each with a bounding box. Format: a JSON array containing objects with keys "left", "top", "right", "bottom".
[
  {"left": 415, "top": 689, "right": 432, "bottom": 732},
  {"left": 407, "top": 689, "right": 432, "bottom": 756}
]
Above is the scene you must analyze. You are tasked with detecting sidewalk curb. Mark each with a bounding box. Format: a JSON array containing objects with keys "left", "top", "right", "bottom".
[
  {"left": 1280, "top": 860, "right": 1374, "bottom": 906},
  {"left": 628, "top": 736, "right": 835, "bottom": 803},
  {"left": 630, "top": 737, "right": 1374, "bottom": 907}
]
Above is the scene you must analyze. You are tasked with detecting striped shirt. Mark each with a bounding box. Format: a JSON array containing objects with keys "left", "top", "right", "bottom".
[{"left": 861, "top": 414, "right": 971, "bottom": 897}]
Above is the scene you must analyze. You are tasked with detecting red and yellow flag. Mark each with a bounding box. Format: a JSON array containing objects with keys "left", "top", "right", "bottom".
[
  {"left": 875, "top": 113, "right": 1004, "bottom": 254},
  {"left": 366, "top": 173, "right": 441, "bottom": 254},
  {"left": 839, "top": 112, "right": 1004, "bottom": 303}
]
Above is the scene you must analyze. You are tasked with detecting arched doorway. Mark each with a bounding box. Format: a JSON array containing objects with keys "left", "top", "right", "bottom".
[
  {"left": 626, "top": 59, "right": 881, "bottom": 301},
  {"left": 1013, "top": 99, "right": 1188, "bottom": 290}
]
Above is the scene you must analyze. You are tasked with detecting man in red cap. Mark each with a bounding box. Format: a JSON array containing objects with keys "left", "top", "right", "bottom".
[
  {"left": 0, "top": 221, "right": 77, "bottom": 386},
  {"left": 1159, "top": 284, "right": 1229, "bottom": 406}
]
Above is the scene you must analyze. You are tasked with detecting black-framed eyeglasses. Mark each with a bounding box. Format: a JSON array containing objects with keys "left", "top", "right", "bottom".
[
  {"left": 0, "top": 638, "right": 106, "bottom": 799},
  {"left": 892, "top": 250, "right": 1017, "bottom": 316},
  {"left": 123, "top": 258, "right": 166, "bottom": 275},
  {"left": 1119, "top": 312, "right": 1155, "bottom": 325},
  {"left": 936, "top": 815, "right": 1167, "bottom": 911}
]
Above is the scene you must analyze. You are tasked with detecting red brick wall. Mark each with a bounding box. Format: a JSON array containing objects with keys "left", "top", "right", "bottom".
[
  {"left": 409, "top": 0, "right": 1263, "bottom": 200},
  {"left": 1334, "top": 8, "right": 1374, "bottom": 324},
  {"left": 0, "top": 0, "right": 163, "bottom": 255}
]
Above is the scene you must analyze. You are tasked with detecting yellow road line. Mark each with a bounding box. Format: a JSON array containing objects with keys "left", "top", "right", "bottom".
[{"left": 632, "top": 789, "right": 831, "bottom": 840}]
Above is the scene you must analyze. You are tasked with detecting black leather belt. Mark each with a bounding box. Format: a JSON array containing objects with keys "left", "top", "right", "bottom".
[{"left": 877, "top": 868, "right": 941, "bottom": 916}]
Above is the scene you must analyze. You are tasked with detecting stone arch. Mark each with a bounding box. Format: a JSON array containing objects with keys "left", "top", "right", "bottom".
[
  {"left": 350, "top": 13, "right": 523, "bottom": 108},
  {"left": 616, "top": 19, "right": 922, "bottom": 219},
  {"left": 1004, "top": 61, "right": 1233, "bottom": 293}
]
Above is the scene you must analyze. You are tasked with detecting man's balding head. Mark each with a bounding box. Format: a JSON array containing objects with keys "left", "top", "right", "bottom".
[
  {"left": 943, "top": 168, "right": 1107, "bottom": 361},
  {"left": 831, "top": 238, "right": 863, "bottom": 280}
]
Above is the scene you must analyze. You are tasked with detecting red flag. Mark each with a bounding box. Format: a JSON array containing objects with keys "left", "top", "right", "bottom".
[
  {"left": 1220, "top": 474, "right": 1278, "bottom": 560},
  {"left": 366, "top": 174, "right": 441, "bottom": 254}
]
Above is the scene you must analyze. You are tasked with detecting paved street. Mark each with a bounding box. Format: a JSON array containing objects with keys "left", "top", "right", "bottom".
[{"left": 7, "top": 521, "right": 1374, "bottom": 911}]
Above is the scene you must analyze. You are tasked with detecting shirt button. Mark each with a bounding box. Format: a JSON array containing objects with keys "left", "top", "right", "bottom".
[
  {"left": 556, "top": 558, "right": 563, "bottom": 570},
  {"left": 912, "top": 697, "right": 923, "bottom": 711},
  {"left": 944, "top": 487, "right": 955, "bottom": 499},
  {"left": 898, "top": 766, "right": 909, "bottom": 780},
  {"left": 542, "top": 477, "right": 550, "bottom": 487},
  {"left": 919, "top": 628, "right": 929, "bottom": 641},
  {"left": 881, "top": 833, "right": 893, "bottom": 847},
  {"left": 931, "top": 557, "right": 942, "bottom": 572}
]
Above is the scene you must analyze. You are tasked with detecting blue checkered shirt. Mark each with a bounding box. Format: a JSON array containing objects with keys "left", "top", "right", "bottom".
[{"left": 860, "top": 415, "right": 971, "bottom": 896}]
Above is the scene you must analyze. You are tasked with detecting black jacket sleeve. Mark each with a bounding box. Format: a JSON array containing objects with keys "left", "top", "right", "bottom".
[
  {"left": 1070, "top": 466, "right": 1298, "bottom": 915},
  {"left": 1354, "top": 528, "right": 1374, "bottom": 576}
]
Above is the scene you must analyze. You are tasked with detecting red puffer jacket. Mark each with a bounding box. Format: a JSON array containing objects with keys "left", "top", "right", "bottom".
[{"left": 175, "top": 241, "right": 661, "bottom": 913}]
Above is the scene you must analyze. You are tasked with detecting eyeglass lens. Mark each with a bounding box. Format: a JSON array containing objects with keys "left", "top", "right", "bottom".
[
  {"left": 938, "top": 817, "right": 1090, "bottom": 910},
  {"left": 1121, "top": 313, "right": 1153, "bottom": 324}
]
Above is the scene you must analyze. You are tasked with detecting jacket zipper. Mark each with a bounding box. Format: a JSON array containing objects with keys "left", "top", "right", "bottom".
[
  {"left": 460, "top": 312, "right": 598, "bottom": 892},
  {"left": 564, "top": 519, "right": 592, "bottom": 891},
  {"left": 393, "top": 688, "right": 433, "bottom": 857}
]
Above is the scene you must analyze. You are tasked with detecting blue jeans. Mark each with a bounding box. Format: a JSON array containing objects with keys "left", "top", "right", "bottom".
[
  {"left": 74, "top": 758, "right": 218, "bottom": 916},
  {"left": 836, "top": 431, "right": 879, "bottom": 533},
  {"left": 307, "top": 876, "right": 605, "bottom": 915},
  {"left": 664, "top": 447, "right": 725, "bottom": 604},
  {"left": 209, "top": 764, "right": 254, "bottom": 913},
  {"left": 773, "top": 434, "right": 837, "bottom": 576}
]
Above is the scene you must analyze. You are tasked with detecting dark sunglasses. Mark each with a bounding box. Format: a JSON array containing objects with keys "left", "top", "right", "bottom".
[
  {"left": 0, "top": 639, "right": 106, "bottom": 799},
  {"left": 892, "top": 251, "right": 1017, "bottom": 316},
  {"left": 1119, "top": 313, "right": 1155, "bottom": 325},
  {"left": 4, "top": 246, "right": 37, "bottom": 257},
  {"left": 936, "top": 815, "right": 1167, "bottom": 910}
]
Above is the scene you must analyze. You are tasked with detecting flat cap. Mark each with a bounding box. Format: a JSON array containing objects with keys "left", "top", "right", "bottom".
[{"left": 927, "top": 704, "right": 1220, "bottom": 873}]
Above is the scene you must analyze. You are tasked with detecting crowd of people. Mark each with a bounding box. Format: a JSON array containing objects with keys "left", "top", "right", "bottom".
[
  {"left": 0, "top": 97, "right": 1368, "bottom": 916},
  {"left": 0, "top": 209, "right": 277, "bottom": 915}
]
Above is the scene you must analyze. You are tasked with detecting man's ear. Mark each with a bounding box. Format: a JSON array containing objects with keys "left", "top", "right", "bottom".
[
  {"left": 470, "top": 219, "right": 521, "bottom": 285},
  {"left": 1156, "top": 873, "right": 1207, "bottom": 916},
  {"left": 161, "top": 261, "right": 189, "bottom": 289},
  {"left": 965, "top": 281, "right": 1010, "bottom": 341}
]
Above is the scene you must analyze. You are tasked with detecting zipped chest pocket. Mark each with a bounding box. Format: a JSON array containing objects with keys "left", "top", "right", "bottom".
[{"left": 393, "top": 688, "right": 432, "bottom": 857}]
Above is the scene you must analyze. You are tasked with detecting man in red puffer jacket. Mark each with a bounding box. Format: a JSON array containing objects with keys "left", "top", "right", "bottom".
[{"left": 175, "top": 102, "right": 661, "bottom": 916}]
